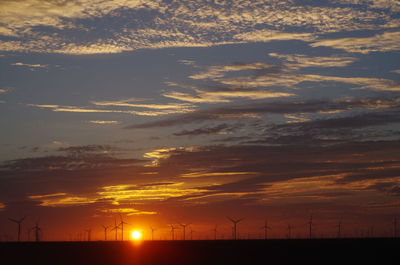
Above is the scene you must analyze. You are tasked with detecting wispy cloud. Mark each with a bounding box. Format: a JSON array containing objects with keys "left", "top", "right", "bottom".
[
  {"left": 10, "top": 62, "right": 48, "bottom": 69},
  {"left": 233, "top": 30, "right": 315, "bottom": 43},
  {"left": 27, "top": 101, "right": 195, "bottom": 116},
  {"left": 311, "top": 31, "right": 400, "bottom": 54},
  {"left": 89, "top": 120, "right": 120, "bottom": 125},
  {"left": 163, "top": 89, "right": 295, "bottom": 103},
  {"left": 125, "top": 97, "right": 400, "bottom": 129},
  {"left": 268, "top": 53, "right": 357, "bottom": 69}
]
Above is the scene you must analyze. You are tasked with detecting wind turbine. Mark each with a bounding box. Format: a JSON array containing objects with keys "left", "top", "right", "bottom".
[
  {"left": 189, "top": 227, "right": 195, "bottom": 240},
  {"left": 32, "top": 222, "right": 41, "bottom": 242},
  {"left": 119, "top": 215, "right": 128, "bottom": 241},
  {"left": 179, "top": 223, "right": 190, "bottom": 240},
  {"left": 101, "top": 225, "right": 109, "bottom": 241},
  {"left": 227, "top": 217, "right": 244, "bottom": 240},
  {"left": 287, "top": 224, "right": 292, "bottom": 239},
  {"left": 149, "top": 226, "right": 157, "bottom": 240},
  {"left": 169, "top": 224, "right": 178, "bottom": 240},
  {"left": 335, "top": 220, "right": 342, "bottom": 239},
  {"left": 212, "top": 225, "right": 218, "bottom": 240},
  {"left": 111, "top": 218, "right": 120, "bottom": 241},
  {"left": 308, "top": 215, "right": 314, "bottom": 239},
  {"left": 9, "top": 216, "right": 26, "bottom": 242},
  {"left": 261, "top": 219, "right": 271, "bottom": 240},
  {"left": 84, "top": 229, "right": 92, "bottom": 241}
]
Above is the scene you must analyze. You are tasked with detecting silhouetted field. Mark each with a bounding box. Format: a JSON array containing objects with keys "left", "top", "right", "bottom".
[{"left": 1, "top": 238, "right": 398, "bottom": 265}]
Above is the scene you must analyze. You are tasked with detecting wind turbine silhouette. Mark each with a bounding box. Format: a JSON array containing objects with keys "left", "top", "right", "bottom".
[
  {"left": 32, "top": 222, "right": 41, "bottom": 242},
  {"left": 179, "top": 223, "right": 190, "bottom": 240},
  {"left": 111, "top": 217, "right": 120, "bottom": 241},
  {"left": 119, "top": 215, "right": 128, "bottom": 241},
  {"left": 212, "top": 225, "right": 218, "bottom": 240},
  {"left": 9, "top": 216, "right": 26, "bottom": 242},
  {"left": 169, "top": 224, "right": 178, "bottom": 240},
  {"left": 308, "top": 215, "right": 314, "bottom": 239},
  {"left": 149, "top": 226, "right": 157, "bottom": 240},
  {"left": 261, "top": 219, "right": 271, "bottom": 240},
  {"left": 84, "top": 229, "right": 92, "bottom": 241},
  {"left": 287, "top": 224, "right": 292, "bottom": 239},
  {"left": 101, "top": 225, "right": 109, "bottom": 241},
  {"left": 227, "top": 217, "right": 244, "bottom": 240},
  {"left": 335, "top": 220, "right": 342, "bottom": 239},
  {"left": 189, "top": 227, "right": 195, "bottom": 240}
]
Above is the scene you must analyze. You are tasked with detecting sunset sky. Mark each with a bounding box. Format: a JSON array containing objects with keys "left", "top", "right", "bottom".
[{"left": 0, "top": 0, "right": 399, "bottom": 241}]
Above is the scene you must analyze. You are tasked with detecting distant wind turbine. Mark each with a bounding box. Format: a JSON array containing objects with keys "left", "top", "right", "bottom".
[
  {"left": 84, "top": 229, "right": 92, "bottom": 241},
  {"left": 32, "top": 222, "right": 41, "bottom": 242},
  {"left": 111, "top": 218, "right": 120, "bottom": 241},
  {"left": 169, "top": 224, "right": 178, "bottom": 240},
  {"left": 261, "top": 219, "right": 271, "bottom": 240},
  {"left": 189, "top": 227, "right": 195, "bottom": 240},
  {"left": 335, "top": 220, "right": 342, "bottom": 239},
  {"left": 101, "top": 225, "right": 109, "bottom": 241},
  {"left": 9, "top": 216, "right": 26, "bottom": 242},
  {"left": 308, "top": 215, "right": 314, "bottom": 239},
  {"left": 227, "top": 217, "right": 244, "bottom": 240},
  {"left": 150, "top": 226, "right": 157, "bottom": 240},
  {"left": 212, "top": 225, "right": 218, "bottom": 240},
  {"left": 287, "top": 224, "right": 292, "bottom": 239},
  {"left": 119, "top": 215, "right": 128, "bottom": 241},
  {"left": 179, "top": 223, "right": 190, "bottom": 240}
]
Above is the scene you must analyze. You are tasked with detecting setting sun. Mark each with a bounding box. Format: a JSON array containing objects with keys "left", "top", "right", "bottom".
[{"left": 131, "top": 231, "right": 142, "bottom": 240}]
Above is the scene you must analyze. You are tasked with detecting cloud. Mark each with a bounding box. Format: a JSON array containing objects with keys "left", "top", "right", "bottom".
[
  {"left": 0, "top": 0, "right": 395, "bottom": 54},
  {"left": 163, "top": 89, "right": 295, "bottom": 103},
  {"left": 173, "top": 124, "right": 238, "bottom": 136},
  {"left": 27, "top": 102, "right": 195, "bottom": 116},
  {"left": 91, "top": 99, "right": 194, "bottom": 110},
  {"left": 311, "top": 31, "right": 400, "bottom": 54},
  {"left": 0, "top": 202, "right": 5, "bottom": 211},
  {"left": 125, "top": 97, "right": 400, "bottom": 129},
  {"left": 0, "top": 87, "right": 13, "bottom": 94},
  {"left": 233, "top": 30, "right": 315, "bottom": 43},
  {"left": 188, "top": 62, "right": 281, "bottom": 80},
  {"left": 268, "top": 53, "right": 357, "bottom": 69},
  {"left": 221, "top": 72, "right": 400, "bottom": 91},
  {"left": 10, "top": 62, "right": 48, "bottom": 69},
  {"left": 89, "top": 120, "right": 120, "bottom": 125}
]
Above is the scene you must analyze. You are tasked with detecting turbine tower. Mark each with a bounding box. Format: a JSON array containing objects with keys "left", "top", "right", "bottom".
[
  {"left": 85, "top": 229, "right": 92, "bottom": 241},
  {"left": 287, "top": 224, "right": 292, "bottom": 239},
  {"left": 336, "top": 220, "right": 342, "bottom": 239},
  {"left": 227, "top": 217, "right": 244, "bottom": 240},
  {"left": 179, "top": 223, "right": 190, "bottom": 240},
  {"left": 111, "top": 218, "right": 120, "bottom": 241},
  {"left": 212, "top": 225, "right": 218, "bottom": 240},
  {"left": 261, "top": 219, "right": 271, "bottom": 240},
  {"left": 150, "top": 226, "right": 157, "bottom": 240},
  {"left": 119, "top": 215, "right": 128, "bottom": 241},
  {"left": 189, "top": 227, "right": 195, "bottom": 240},
  {"left": 101, "top": 225, "right": 109, "bottom": 241},
  {"left": 169, "top": 224, "right": 178, "bottom": 240},
  {"left": 32, "top": 222, "right": 41, "bottom": 242},
  {"left": 9, "top": 216, "right": 26, "bottom": 242},
  {"left": 308, "top": 215, "right": 314, "bottom": 239}
]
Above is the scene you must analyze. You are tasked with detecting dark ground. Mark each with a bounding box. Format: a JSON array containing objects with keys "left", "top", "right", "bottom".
[{"left": 0, "top": 238, "right": 399, "bottom": 265}]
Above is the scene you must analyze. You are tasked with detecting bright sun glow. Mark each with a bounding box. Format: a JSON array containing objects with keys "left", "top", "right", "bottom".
[{"left": 131, "top": 230, "right": 142, "bottom": 240}]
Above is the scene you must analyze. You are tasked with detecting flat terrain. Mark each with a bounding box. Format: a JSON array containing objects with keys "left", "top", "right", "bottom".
[{"left": 1, "top": 238, "right": 399, "bottom": 265}]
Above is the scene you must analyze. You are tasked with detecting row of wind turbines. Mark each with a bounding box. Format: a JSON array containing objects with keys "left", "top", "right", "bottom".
[{"left": 5, "top": 215, "right": 399, "bottom": 242}]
